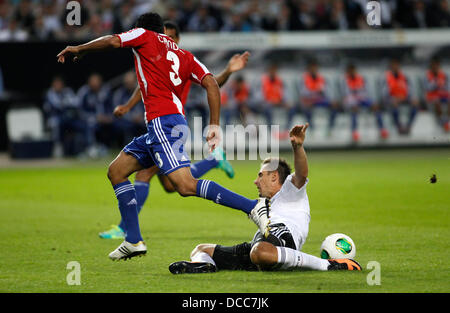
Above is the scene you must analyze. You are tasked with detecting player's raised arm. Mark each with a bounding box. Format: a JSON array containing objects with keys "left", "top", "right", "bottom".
[
  {"left": 214, "top": 51, "right": 251, "bottom": 87},
  {"left": 289, "top": 123, "right": 309, "bottom": 189},
  {"left": 113, "top": 86, "right": 141, "bottom": 117},
  {"left": 57, "top": 35, "right": 121, "bottom": 63}
]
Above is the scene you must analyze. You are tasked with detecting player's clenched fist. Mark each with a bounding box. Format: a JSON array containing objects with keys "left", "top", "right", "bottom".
[
  {"left": 289, "top": 123, "right": 309, "bottom": 148},
  {"left": 206, "top": 124, "right": 221, "bottom": 152},
  {"left": 113, "top": 105, "right": 130, "bottom": 117}
]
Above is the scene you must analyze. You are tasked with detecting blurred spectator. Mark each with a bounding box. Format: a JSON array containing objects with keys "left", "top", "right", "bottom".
[
  {"left": 289, "top": 0, "right": 317, "bottom": 30},
  {"left": 221, "top": 13, "right": 253, "bottom": 32},
  {"left": 43, "top": 76, "right": 84, "bottom": 156},
  {"left": 396, "top": 0, "right": 430, "bottom": 28},
  {"left": 260, "top": 0, "right": 283, "bottom": 31},
  {"left": 1, "top": 0, "right": 450, "bottom": 41},
  {"left": 0, "top": 19, "right": 28, "bottom": 41},
  {"left": 296, "top": 59, "right": 338, "bottom": 134},
  {"left": 77, "top": 73, "right": 113, "bottom": 157},
  {"left": 427, "top": 0, "right": 450, "bottom": 27},
  {"left": 323, "top": 0, "right": 350, "bottom": 30},
  {"left": 382, "top": 58, "right": 419, "bottom": 135},
  {"left": 259, "top": 63, "right": 288, "bottom": 127},
  {"left": 423, "top": 57, "right": 450, "bottom": 132},
  {"left": 99, "top": 0, "right": 114, "bottom": 34},
  {"left": 340, "top": 63, "right": 389, "bottom": 142},
  {"left": 186, "top": 5, "right": 218, "bottom": 32},
  {"left": 112, "top": 71, "right": 146, "bottom": 145},
  {"left": 221, "top": 75, "right": 252, "bottom": 125},
  {"left": 176, "top": 0, "right": 197, "bottom": 31},
  {"left": 13, "top": 0, "right": 35, "bottom": 35},
  {"left": 112, "top": 2, "right": 136, "bottom": 33}
]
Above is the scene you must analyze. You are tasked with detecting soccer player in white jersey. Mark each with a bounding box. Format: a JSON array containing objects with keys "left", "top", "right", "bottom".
[{"left": 169, "top": 124, "right": 362, "bottom": 273}]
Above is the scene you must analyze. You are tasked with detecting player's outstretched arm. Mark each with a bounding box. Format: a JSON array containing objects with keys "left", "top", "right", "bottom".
[
  {"left": 289, "top": 123, "right": 309, "bottom": 189},
  {"left": 57, "top": 35, "right": 121, "bottom": 63},
  {"left": 214, "top": 51, "right": 250, "bottom": 87},
  {"left": 113, "top": 86, "right": 141, "bottom": 117}
]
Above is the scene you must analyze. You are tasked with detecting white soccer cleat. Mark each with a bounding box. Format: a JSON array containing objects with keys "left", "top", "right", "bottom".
[
  {"left": 249, "top": 198, "right": 271, "bottom": 238},
  {"left": 108, "top": 240, "right": 147, "bottom": 261}
]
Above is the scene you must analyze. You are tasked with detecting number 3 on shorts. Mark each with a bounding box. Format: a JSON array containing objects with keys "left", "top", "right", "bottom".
[
  {"left": 167, "top": 51, "right": 182, "bottom": 86},
  {"left": 155, "top": 152, "right": 163, "bottom": 168}
]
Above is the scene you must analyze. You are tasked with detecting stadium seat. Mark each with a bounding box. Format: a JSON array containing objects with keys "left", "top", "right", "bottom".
[{"left": 6, "top": 107, "right": 53, "bottom": 159}]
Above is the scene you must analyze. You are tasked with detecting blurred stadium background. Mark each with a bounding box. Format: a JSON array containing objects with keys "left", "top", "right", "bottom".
[{"left": 0, "top": 0, "right": 449, "bottom": 160}]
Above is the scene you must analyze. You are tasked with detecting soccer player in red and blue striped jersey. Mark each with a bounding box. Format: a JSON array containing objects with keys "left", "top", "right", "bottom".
[
  {"left": 99, "top": 21, "right": 250, "bottom": 240},
  {"left": 57, "top": 12, "right": 269, "bottom": 260}
]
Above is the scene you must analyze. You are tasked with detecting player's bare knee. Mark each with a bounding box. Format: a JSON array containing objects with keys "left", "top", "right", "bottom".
[
  {"left": 250, "top": 242, "right": 276, "bottom": 267},
  {"left": 174, "top": 179, "right": 197, "bottom": 197},
  {"left": 107, "top": 163, "right": 119, "bottom": 184},
  {"left": 190, "top": 244, "right": 215, "bottom": 258}
]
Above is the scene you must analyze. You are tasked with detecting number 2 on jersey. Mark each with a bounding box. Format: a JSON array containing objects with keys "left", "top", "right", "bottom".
[{"left": 167, "top": 51, "right": 182, "bottom": 86}]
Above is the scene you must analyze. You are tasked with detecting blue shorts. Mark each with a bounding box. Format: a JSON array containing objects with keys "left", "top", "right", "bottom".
[{"left": 123, "top": 114, "right": 191, "bottom": 175}]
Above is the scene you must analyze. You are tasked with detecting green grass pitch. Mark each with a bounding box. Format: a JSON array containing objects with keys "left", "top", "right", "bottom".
[{"left": 0, "top": 149, "right": 448, "bottom": 293}]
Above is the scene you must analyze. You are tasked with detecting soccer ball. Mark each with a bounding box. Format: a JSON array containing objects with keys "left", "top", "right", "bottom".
[{"left": 320, "top": 233, "right": 356, "bottom": 259}]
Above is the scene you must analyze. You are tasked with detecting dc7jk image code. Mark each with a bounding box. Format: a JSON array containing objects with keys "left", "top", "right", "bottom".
[{"left": 181, "top": 297, "right": 269, "bottom": 311}]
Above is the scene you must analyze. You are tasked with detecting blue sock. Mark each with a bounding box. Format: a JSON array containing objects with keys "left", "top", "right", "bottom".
[
  {"left": 134, "top": 181, "right": 150, "bottom": 214},
  {"left": 190, "top": 159, "right": 219, "bottom": 179},
  {"left": 118, "top": 180, "right": 150, "bottom": 231},
  {"left": 196, "top": 179, "right": 257, "bottom": 214},
  {"left": 113, "top": 181, "right": 143, "bottom": 244}
]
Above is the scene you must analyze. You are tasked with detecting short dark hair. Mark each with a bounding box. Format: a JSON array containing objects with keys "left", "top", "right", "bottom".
[
  {"left": 135, "top": 12, "right": 164, "bottom": 33},
  {"left": 164, "top": 21, "right": 180, "bottom": 39},
  {"left": 262, "top": 157, "right": 291, "bottom": 184}
]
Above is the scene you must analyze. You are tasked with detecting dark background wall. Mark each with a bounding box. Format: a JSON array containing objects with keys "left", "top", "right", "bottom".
[{"left": 0, "top": 42, "right": 135, "bottom": 151}]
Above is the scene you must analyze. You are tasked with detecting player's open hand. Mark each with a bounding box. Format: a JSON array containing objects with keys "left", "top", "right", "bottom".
[
  {"left": 289, "top": 123, "right": 309, "bottom": 148},
  {"left": 206, "top": 125, "right": 221, "bottom": 153},
  {"left": 113, "top": 105, "right": 129, "bottom": 117},
  {"left": 57, "top": 45, "right": 84, "bottom": 63},
  {"left": 227, "top": 51, "right": 251, "bottom": 73}
]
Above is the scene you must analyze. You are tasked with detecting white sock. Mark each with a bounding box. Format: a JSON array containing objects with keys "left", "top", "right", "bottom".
[
  {"left": 276, "top": 246, "right": 329, "bottom": 271},
  {"left": 191, "top": 251, "right": 216, "bottom": 266}
]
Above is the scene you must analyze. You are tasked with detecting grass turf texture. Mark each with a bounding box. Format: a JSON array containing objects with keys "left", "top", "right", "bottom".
[{"left": 0, "top": 149, "right": 448, "bottom": 293}]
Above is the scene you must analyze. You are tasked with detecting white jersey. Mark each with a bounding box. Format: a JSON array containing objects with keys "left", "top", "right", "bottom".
[{"left": 268, "top": 174, "right": 311, "bottom": 251}]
